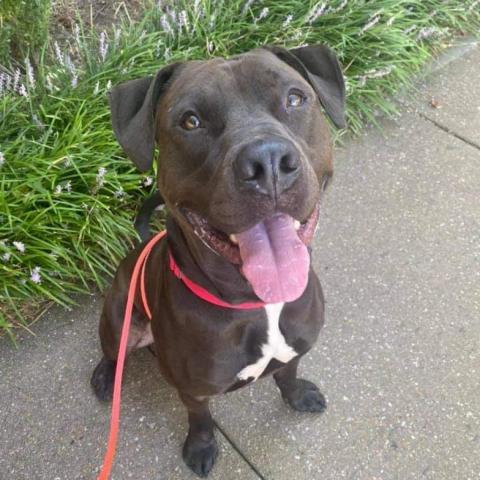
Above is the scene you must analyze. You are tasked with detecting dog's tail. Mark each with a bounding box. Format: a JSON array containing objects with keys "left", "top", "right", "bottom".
[{"left": 134, "top": 190, "right": 165, "bottom": 242}]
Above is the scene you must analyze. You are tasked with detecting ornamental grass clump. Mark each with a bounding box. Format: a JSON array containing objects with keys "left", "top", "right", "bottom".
[{"left": 1, "top": 0, "right": 479, "bottom": 338}]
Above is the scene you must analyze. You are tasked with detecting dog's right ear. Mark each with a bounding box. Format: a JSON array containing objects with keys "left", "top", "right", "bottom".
[{"left": 109, "top": 63, "right": 182, "bottom": 172}]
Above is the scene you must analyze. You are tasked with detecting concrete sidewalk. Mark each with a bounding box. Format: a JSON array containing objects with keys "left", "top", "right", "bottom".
[{"left": 1, "top": 45, "right": 479, "bottom": 480}]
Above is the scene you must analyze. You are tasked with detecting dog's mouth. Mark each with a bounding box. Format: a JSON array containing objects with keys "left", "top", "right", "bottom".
[{"left": 183, "top": 204, "right": 320, "bottom": 304}]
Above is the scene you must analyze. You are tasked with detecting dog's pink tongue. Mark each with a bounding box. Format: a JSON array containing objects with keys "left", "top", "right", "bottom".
[{"left": 236, "top": 214, "right": 309, "bottom": 304}]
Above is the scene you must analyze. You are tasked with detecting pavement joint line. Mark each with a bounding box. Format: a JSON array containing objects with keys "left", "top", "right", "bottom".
[
  {"left": 418, "top": 112, "right": 480, "bottom": 151},
  {"left": 213, "top": 420, "right": 268, "bottom": 480}
]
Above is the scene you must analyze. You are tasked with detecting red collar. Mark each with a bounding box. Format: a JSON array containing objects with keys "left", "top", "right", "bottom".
[{"left": 140, "top": 230, "right": 265, "bottom": 319}]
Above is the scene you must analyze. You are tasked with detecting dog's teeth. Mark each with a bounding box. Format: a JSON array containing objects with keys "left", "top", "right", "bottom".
[
  {"left": 294, "top": 220, "right": 301, "bottom": 231},
  {"left": 229, "top": 234, "right": 238, "bottom": 245}
]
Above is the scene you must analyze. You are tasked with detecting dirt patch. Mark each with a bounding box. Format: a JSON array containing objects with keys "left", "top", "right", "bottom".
[{"left": 51, "top": 0, "right": 146, "bottom": 37}]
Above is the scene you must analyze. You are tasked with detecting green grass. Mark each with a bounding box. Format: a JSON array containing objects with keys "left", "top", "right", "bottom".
[{"left": 1, "top": 0, "right": 479, "bottom": 339}]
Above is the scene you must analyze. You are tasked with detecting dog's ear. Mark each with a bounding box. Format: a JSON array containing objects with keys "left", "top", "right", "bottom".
[
  {"left": 265, "top": 44, "right": 346, "bottom": 129},
  {"left": 109, "top": 63, "right": 182, "bottom": 172}
]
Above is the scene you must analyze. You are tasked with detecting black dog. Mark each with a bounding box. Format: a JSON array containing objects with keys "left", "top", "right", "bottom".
[{"left": 91, "top": 44, "right": 345, "bottom": 477}]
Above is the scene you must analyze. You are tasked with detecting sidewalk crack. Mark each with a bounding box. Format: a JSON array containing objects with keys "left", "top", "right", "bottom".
[
  {"left": 214, "top": 420, "right": 268, "bottom": 480},
  {"left": 419, "top": 113, "right": 480, "bottom": 151}
]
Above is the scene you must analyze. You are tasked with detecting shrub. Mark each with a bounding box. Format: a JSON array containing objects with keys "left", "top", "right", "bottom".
[{"left": 0, "top": 0, "right": 52, "bottom": 64}]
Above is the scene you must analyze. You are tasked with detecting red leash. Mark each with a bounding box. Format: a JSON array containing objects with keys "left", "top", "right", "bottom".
[
  {"left": 97, "top": 231, "right": 166, "bottom": 480},
  {"left": 97, "top": 230, "right": 264, "bottom": 479}
]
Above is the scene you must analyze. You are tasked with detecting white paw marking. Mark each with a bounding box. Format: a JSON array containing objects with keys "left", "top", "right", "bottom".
[{"left": 237, "top": 303, "right": 298, "bottom": 382}]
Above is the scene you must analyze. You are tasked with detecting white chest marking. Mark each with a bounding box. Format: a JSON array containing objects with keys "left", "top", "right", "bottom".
[{"left": 237, "top": 303, "right": 298, "bottom": 382}]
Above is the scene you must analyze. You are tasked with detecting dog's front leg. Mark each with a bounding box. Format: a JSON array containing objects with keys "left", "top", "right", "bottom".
[
  {"left": 179, "top": 392, "right": 218, "bottom": 478},
  {"left": 274, "top": 356, "right": 327, "bottom": 413}
]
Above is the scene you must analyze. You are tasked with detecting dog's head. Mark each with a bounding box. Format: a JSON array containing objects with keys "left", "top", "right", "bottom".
[{"left": 110, "top": 44, "right": 345, "bottom": 303}]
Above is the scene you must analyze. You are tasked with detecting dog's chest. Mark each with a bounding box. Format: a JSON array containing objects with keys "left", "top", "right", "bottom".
[{"left": 237, "top": 303, "right": 297, "bottom": 382}]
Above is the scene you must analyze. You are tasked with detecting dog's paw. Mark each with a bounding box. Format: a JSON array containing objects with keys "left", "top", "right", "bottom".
[
  {"left": 282, "top": 379, "right": 327, "bottom": 413},
  {"left": 182, "top": 434, "right": 218, "bottom": 478},
  {"left": 90, "top": 356, "right": 116, "bottom": 402}
]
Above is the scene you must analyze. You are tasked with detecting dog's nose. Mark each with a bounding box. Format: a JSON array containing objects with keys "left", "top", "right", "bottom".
[{"left": 234, "top": 138, "right": 300, "bottom": 197}]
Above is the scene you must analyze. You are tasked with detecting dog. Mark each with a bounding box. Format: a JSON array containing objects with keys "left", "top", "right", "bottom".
[{"left": 91, "top": 43, "right": 346, "bottom": 477}]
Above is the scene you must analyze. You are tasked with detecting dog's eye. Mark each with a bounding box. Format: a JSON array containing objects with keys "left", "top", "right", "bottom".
[
  {"left": 181, "top": 113, "right": 201, "bottom": 130},
  {"left": 286, "top": 91, "right": 305, "bottom": 108}
]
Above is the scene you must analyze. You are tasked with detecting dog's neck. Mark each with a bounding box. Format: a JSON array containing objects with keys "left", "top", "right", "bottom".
[{"left": 165, "top": 216, "right": 260, "bottom": 304}]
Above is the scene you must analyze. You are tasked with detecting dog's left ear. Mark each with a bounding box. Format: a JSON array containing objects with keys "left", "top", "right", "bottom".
[
  {"left": 265, "top": 44, "right": 346, "bottom": 129},
  {"left": 109, "top": 62, "right": 182, "bottom": 172}
]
